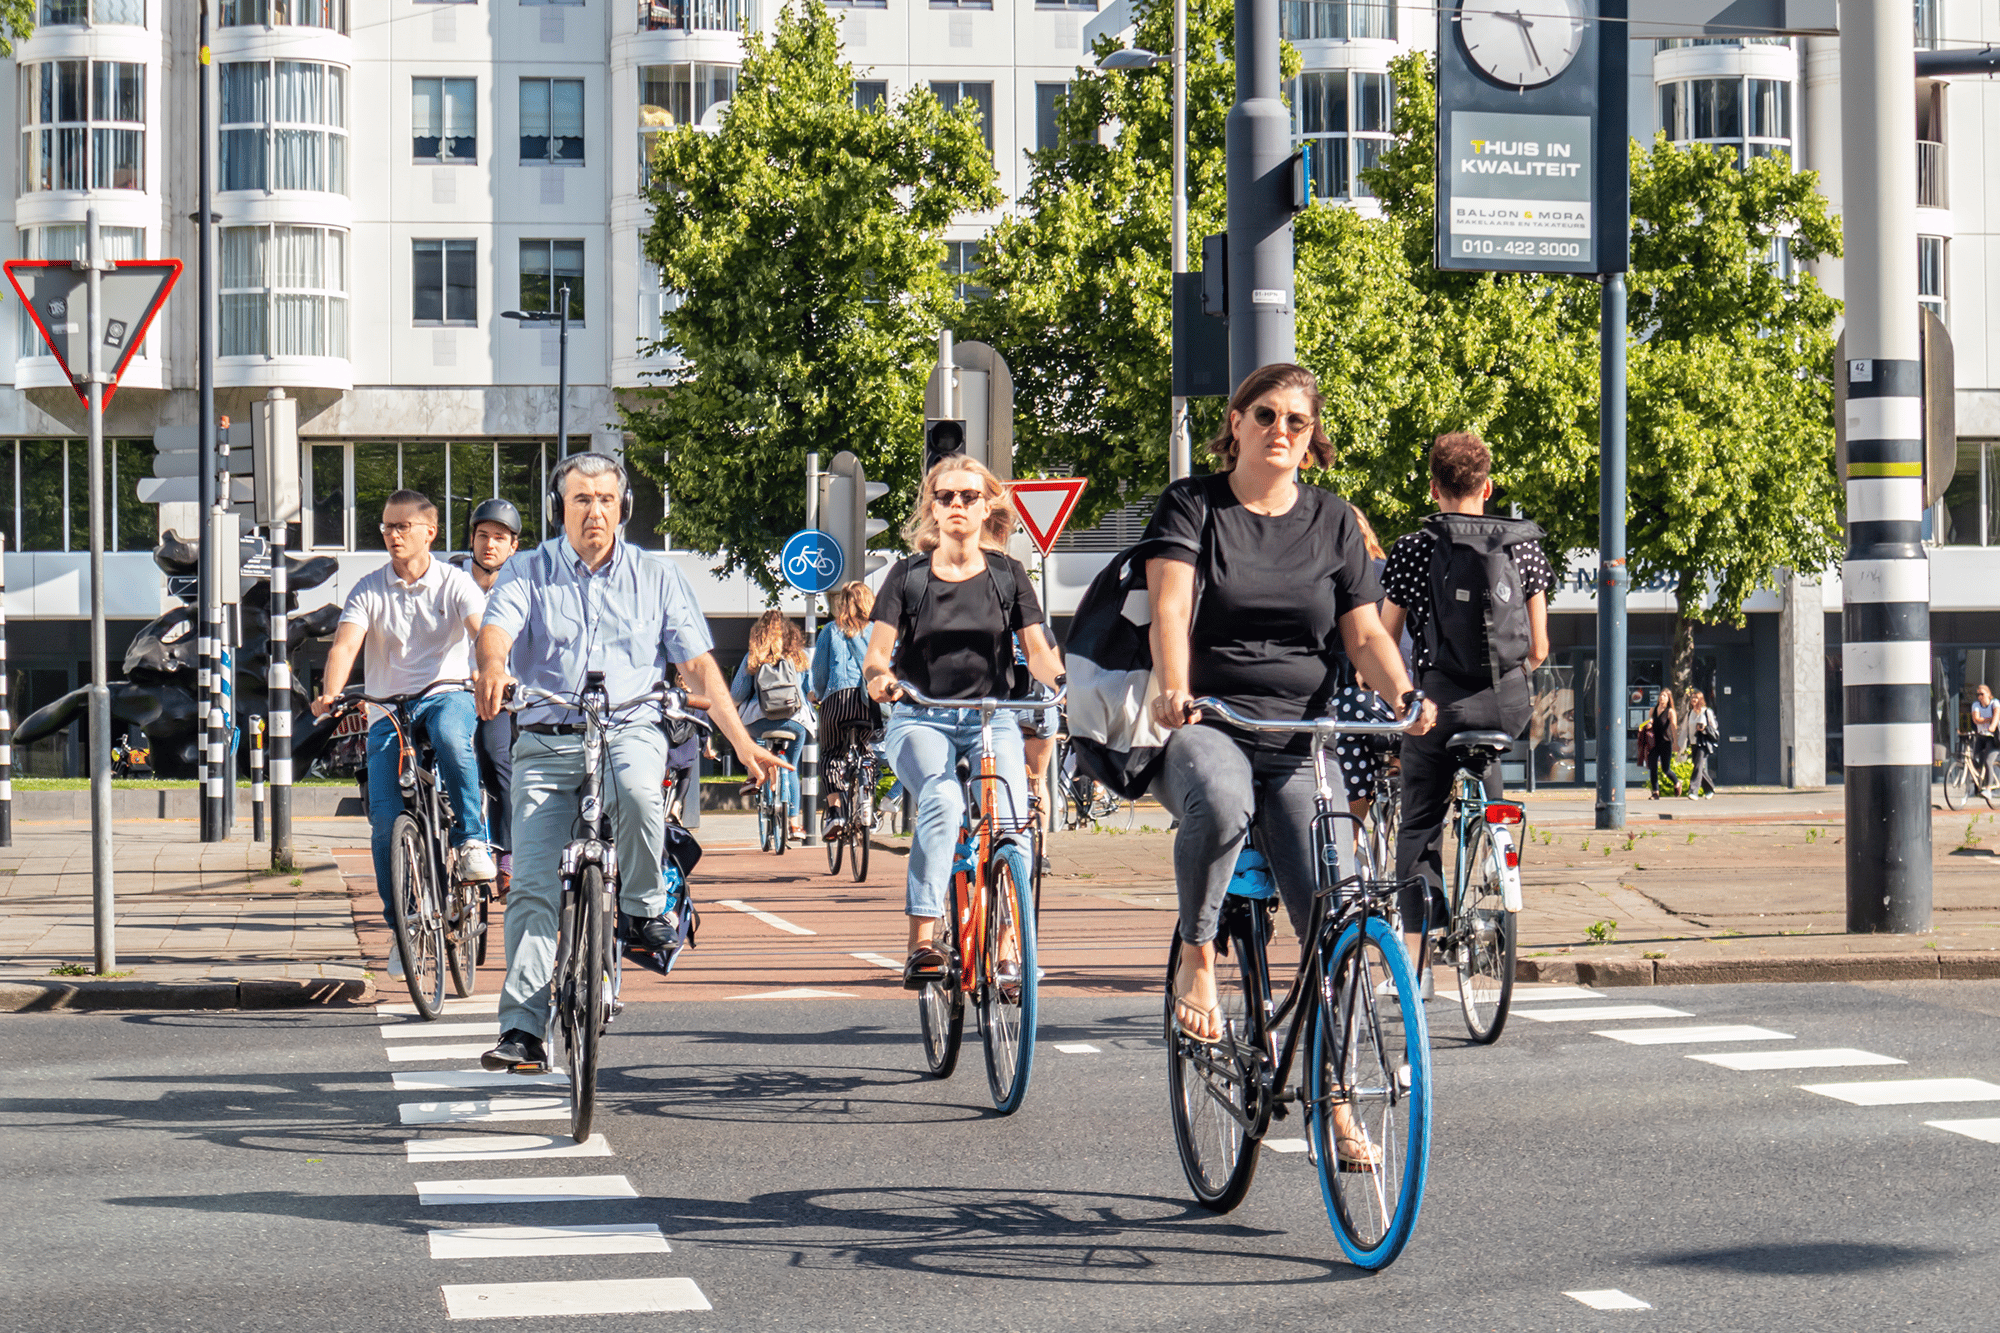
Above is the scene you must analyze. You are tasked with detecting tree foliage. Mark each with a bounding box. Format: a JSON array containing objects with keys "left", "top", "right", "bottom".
[{"left": 621, "top": 0, "right": 998, "bottom": 593}]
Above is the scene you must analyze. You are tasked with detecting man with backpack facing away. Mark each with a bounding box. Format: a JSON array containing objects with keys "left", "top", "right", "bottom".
[{"left": 1380, "top": 433, "right": 1551, "bottom": 988}]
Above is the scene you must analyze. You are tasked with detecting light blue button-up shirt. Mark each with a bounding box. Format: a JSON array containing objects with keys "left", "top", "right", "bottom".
[{"left": 484, "top": 536, "right": 714, "bottom": 725}]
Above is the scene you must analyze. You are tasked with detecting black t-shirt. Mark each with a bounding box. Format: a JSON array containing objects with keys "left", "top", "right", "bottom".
[
  {"left": 872, "top": 552, "right": 1044, "bottom": 700},
  {"left": 1141, "top": 473, "right": 1384, "bottom": 751},
  {"left": 1381, "top": 526, "right": 1552, "bottom": 672}
]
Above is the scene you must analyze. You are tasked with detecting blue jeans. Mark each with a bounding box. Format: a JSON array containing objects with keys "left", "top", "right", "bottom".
[
  {"left": 883, "top": 705, "right": 1028, "bottom": 919},
  {"left": 750, "top": 718, "right": 807, "bottom": 814},
  {"left": 499, "top": 722, "right": 671, "bottom": 1041},
  {"left": 366, "top": 690, "right": 489, "bottom": 928},
  {"left": 478, "top": 713, "right": 513, "bottom": 852}
]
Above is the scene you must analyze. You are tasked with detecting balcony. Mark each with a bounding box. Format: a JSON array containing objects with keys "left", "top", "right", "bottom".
[
  {"left": 1918, "top": 139, "right": 1946, "bottom": 209},
  {"left": 638, "top": 0, "right": 744, "bottom": 33}
]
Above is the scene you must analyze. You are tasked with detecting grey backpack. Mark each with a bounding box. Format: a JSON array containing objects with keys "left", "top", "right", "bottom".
[{"left": 754, "top": 660, "right": 803, "bottom": 719}]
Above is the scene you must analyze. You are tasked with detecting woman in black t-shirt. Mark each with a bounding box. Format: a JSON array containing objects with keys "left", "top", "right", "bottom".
[
  {"left": 1143, "top": 363, "right": 1429, "bottom": 1066},
  {"left": 864, "top": 456, "right": 1065, "bottom": 988}
]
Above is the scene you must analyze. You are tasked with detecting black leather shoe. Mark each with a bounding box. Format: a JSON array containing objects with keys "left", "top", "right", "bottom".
[
  {"left": 633, "top": 911, "right": 680, "bottom": 952},
  {"left": 481, "top": 1028, "right": 548, "bottom": 1073}
]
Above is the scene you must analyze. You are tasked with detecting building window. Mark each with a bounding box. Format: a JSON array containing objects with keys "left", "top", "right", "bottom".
[
  {"left": 36, "top": 0, "right": 144, "bottom": 25},
  {"left": 853, "top": 80, "right": 888, "bottom": 111},
  {"left": 1291, "top": 70, "right": 1390, "bottom": 201},
  {"left": 219, "top": 224, "right": 350, "bottom": 358},
  {"left": 414, "top": 77, "right": 478, "bottom": 164},
  {"left": 931, "top": 81, "right": 994, "bottom": 154},
  {"left": 220, "top": 61, "right": 349, "bottom": 194},
  {"left": 941, "top": 240, "right": 987, "bottom": 301},
  {"left": 414, "top": 239, "right": 477, "bottom": 326},
  {"left": 18, "top": 225, "right": 145, "bottom": 359},
  {"left": 220, "top": 0, "right": 345, "bottom": 30},
  {"left": 308, "top": 439, "right": 553, "bottom": 552},
  {"left": 639, "top": 0, "right": 744, "bottom": 32},
  {"left": 1919, "top": 235, "right": 1947, "bottom": 324},
  {"left": 1659, "top": 77, "right": 1792, "bottom": 165},
  {"left": 930, "top": 0, "right": 993, "bottom": 9},
  {"left": 1914, "top": 0, "right": 1940, "bottom": 49},
  {"left": 1034, "top": 82, "right": 1068, "bottom": 155},
  {"left": 1035, "top": 0, "right": 1094, "bottom": 8},
  {"left": 1281, "top": 0, "right": 1394, "bottom": 40},
  {"left": 19, "top": 61, "right": 145, "bottom": 192},
  {"left": 638, "top": 63, "right": 738, "bottom": 186},
  {"left": 520, "top": 78, "right": 585, "bottom": 164},
  {"left": 0, "top": 438, "right": 155, "bottom": 553},
  {"left": 519, "top": 240, "right": 586, "bottom": 323}
]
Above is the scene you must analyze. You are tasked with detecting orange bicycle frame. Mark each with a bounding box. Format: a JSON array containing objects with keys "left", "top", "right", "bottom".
[{"left": 949, "top": 751, "right": 1001, "bottom": 995}]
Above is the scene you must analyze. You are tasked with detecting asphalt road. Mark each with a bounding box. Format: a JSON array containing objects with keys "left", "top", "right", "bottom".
[{"left": 8, "top": 978, "right": 2000, "bottom": 1332}]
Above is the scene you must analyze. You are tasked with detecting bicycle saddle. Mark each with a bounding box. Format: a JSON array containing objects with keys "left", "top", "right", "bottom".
[{"left": 1448, "top": 730, "right": 1516, "bottom": 756}]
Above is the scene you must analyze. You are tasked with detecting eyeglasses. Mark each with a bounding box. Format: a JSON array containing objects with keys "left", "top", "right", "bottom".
[
  {"left": 932, "top": 488, "right": 986, "bottom": 509},
  {"left": 1251, "top": 404, "right": 1315, "bottom": 436},
  {"left": 379, "top": 521, "right": 434, "bottom": 537}
]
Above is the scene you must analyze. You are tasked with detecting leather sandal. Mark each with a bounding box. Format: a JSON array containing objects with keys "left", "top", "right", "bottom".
[{"left": 902, "top": 943, "right": 948, "bottom": 991}]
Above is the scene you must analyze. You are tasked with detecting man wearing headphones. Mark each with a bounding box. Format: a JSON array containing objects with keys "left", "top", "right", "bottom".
[
  {"left": 473, "top": 451, "right": 788, "bottom": 1072},
  {"left": 452, "top": 498, "right": 525, "bottom": 895}
]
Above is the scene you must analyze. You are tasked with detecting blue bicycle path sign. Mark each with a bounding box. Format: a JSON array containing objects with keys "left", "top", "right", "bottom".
[{"left": 781, "top": 528, "right": 844, "bottom": 594}]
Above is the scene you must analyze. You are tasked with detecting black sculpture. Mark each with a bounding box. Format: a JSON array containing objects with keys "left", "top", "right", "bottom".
[{"left": 16, "top": 531, "right": 346, "bottom": 778}]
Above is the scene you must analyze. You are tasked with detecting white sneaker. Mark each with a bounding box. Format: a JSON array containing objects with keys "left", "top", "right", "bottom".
[
  {"left": 386, "top": 943, "right": 406, "bottom": 978},
  {"left": 456, "top": 842, "right": 498, "bottom": 883}
]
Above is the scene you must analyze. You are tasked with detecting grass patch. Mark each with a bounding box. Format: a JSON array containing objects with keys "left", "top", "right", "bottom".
[{"left": 47, "top": 963, "right": 133, "bottom": 978}]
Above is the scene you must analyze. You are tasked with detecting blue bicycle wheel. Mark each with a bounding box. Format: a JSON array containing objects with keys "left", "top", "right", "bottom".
[
  {"left": 1309, "top": 913, "right": 1431, "bottom": 1270},
  {"left": 978, "top": 836, "right": 1037, "bottom": 1114}
]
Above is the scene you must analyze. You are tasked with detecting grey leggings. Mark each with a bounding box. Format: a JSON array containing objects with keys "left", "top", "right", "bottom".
[{"left": 1151, "top": 722, "right": 1348, "bottom": 946}]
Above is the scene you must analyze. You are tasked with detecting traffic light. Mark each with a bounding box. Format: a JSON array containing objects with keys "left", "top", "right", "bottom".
[
  {"left": 923, "top": 417, "right": 967, "bottom": 480},
  {"left": 818, "top": 451, "right": 891, "bottom": 586}
]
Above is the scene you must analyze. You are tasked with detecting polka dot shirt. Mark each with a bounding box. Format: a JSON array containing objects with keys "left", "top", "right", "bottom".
[
  {"left": 1333, "top": 683, "right": 1397, "bottom": 799},
  {"left": 1381, "top": 529, "right": 1554, "bottom": 673}
]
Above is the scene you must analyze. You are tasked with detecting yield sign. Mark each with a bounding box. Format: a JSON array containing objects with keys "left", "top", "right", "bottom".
[
  {"left": 3, "top": 258, "right": 183, "bottom": 406},
  {"left": 1009, "top": 477, "right": 1089, "bottom": 556}
]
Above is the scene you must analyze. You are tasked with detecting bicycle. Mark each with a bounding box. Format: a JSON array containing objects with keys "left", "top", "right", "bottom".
[
  {"left": 1164, "top": 695, "right": 1430, "bottom": 1271},
  {"left": 895, "top": 679, "right": 1064, "bottom": 1115},
  {"left": 334, "top": 681, "right": 490, "bottom": 1020},
  {"left": 753, "top": 729, "right": 798, "bottom": 854},
  {"left": 1054, "top": 728, "right": 1122, "bottom": 829},
  {"left": 823, "top": 720, "right": 881, "bottom": 883},
  {"left": 1422, "top": 731, "right": 1527, "bottom": 1045},
  {"left": 1943, "top": 729, "right": 2000, "bottom": 810},
  {"left": 502, "top": 673, "right": 710, "bottom": 1141}
]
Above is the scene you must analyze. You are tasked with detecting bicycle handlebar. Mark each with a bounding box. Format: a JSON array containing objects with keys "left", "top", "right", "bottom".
[
  {"left": 504, "top": 681, "right": 712, "bottom": 727},
  {"left": 333, "top": 680, "right": 471, "bottom": 712},
  {"left": 892, "top": 680, "right": 1068, "bottom": 712},
  {"left": 1186, "top": 694, "right": 1424, "bottom": 737}
]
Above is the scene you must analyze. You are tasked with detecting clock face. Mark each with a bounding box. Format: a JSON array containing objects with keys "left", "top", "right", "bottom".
[{"left": 1456, "top": 0, "right": 1589, "bottom": 89}]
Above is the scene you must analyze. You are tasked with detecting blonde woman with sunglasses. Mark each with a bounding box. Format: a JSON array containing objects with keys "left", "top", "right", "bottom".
[{"left": 864, "top": 457, "right": 1065, "bottom": 987}]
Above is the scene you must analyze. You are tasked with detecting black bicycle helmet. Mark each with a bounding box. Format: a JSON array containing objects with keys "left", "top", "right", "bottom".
[{"left": 468, "top": 497, "right": 522, "bottom": 538}]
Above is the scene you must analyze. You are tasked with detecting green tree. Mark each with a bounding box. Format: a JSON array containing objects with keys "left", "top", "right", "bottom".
[
  {"left": 621, "top": 0, "right": 998, "bottom": 593},
  {"left": 0, "top": 3, "right": 30, "bottom": 54}
]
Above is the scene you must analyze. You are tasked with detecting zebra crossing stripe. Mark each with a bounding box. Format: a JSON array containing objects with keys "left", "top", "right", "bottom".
[
  {"left": 1689, "top": 1048, "right": 1905, "bottom": 1071},
  {"left": 398, "top": 1097, "right": 571, "bottom": 1125},
  {"left": 427, "top": 1225, "right": 670, "bottom": 1261},
  {"left": 1925, "top": 1118, "right": 2000, "bottom": 1144},
  {"left": 405, "top": 1134, "right": 611, "bottom": 1163},
  {"left": 416, "top": 1175, "right": 638, "bottom": 1206},
  {"left": 1594, "top": 1025, "right": 1792, "bottom": 1046},
  {"left": 393, "top": 1068, "right": 568, "bottom": 1092},
  {"left": 1801, "top": 1078, "right": 2000, "bottom": 1107},
  {"left": 441, "top": 1277, "right": 711, "bottom": 1319}
]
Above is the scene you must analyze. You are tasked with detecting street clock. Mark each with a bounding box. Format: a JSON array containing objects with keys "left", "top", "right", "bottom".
[{"left": 1455, "top": 0, "right": 1590, "bottom": 89}]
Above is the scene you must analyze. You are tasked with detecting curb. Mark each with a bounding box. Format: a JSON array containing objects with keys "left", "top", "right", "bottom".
[
  {"left": 1518, "top": 952, "right": 2000, "bottom": 987},
  {"left": 0, "top": 976, "right": 376, "bottom": 1013}
]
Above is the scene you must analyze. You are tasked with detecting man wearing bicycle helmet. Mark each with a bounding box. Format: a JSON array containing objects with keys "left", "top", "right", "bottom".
[
  {"left": 452, "top": 498, "right": 525, "bottom": 896},
  {"left": 473, "top": 451, "right": 788, "bottom": 1073},
  {"left": 313, "top": 489, "right": 495, "bottom": 979}
]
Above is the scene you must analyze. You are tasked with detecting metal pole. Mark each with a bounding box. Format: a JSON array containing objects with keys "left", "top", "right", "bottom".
[
  {"left": 210, "top": 419, "right": 231, "bottom": 837},
  {"left": 269, "top": 526, "right": 293, "bottom": 868},
  {"left": 197, "top": 2, "right": 219, "bottom": 842},
  {"left": 556, "top": 282, "right": 570, "bottom": 459},
  {"left": 1841, "top": 0, "right": 1930, "bottom": 932},
  {"left": 1594, "top": 274, "right": 1628, "bottom": 832},
  {"left": 1224, "top": 0, "right": 1294, "bottom": 389},
  {"left": 0, "top": 532, "right": 12, "bottom": 848},
  {"left": 1168, "top": 0, "right": 1191, "bottom": 481},
  {"left": 801, "top": 451, "right": 820, "bottom": 847},
  {"left": 82, "top": 211, "right": 116, "bottom": 971}
]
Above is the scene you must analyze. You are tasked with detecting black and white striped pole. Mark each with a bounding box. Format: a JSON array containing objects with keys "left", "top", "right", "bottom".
[
  {"left": 269, "top": 529, "right": 293, "bottom": 869},
  {"left": 0, "top": 531, "right": 12, "bottom": 848},
  {"left": 1840, "top": 0, "right": 1930, "bottom": 933},
  {"left": 250, "top": 714, "right": 265, "bottom": 842},
  {"left": 801, "top": 450, "right": 820, "bottom": 848}
]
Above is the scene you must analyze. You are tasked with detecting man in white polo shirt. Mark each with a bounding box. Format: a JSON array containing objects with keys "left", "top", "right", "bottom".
[{"left": 314, "top": 488, "right": 495, "bottom": 976}]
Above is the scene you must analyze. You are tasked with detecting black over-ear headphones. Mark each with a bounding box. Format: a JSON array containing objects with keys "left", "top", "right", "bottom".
[{"left": 546, "top": 452, "right": 634, "bottom": 528}]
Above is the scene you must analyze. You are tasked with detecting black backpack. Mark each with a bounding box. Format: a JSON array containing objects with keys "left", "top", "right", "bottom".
[
  {"left": 1420, "top": 512, "right": 1545, "bottom": 689},
  {"left": 895, "top": 553, "right": 1028, "bottom": 698}
]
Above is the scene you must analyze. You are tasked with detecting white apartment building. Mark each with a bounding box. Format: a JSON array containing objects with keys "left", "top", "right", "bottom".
[{"left": 0, "top": 0, "right": 1994, "bottom": 785}]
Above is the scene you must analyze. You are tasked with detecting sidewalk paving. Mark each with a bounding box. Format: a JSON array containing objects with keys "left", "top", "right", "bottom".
[{"left": 6, "top": 786, "right": 1999, "bottom": 1010}]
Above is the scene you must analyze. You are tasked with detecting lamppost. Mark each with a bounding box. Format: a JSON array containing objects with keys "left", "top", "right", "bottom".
[
  {"left": 1098, "top": 0, "right": 1190, "bottom": 483},
  {"left": 502, "top": 282, "right": 573, "bottom": 477}
]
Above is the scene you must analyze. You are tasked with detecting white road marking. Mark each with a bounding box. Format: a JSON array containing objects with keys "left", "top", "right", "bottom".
[
  {"left": 405, "top": 1133, "right": 611, "bottom": 1163},
  {"left": 715, "top": 898, "right": 816, "bottom": 935},
  {"left": 728, "top": 987, "right": 853, "bottom": 1000},
  {"left": 1515, "top": 1004, "right": 1694, "bottom": 1024},
  {"left": 852, "top": 952, "right": 904, "bottom": 971},
  {"left": 442, "top": 1277, "right": 711, "bottom": 1319},
  {"left": 1690, "top": 1048, "right": 1906, "bottom": 1072},
  {"left": 1265, "top": 1139, "right": 1309, "bottom": 1154},
  {"left": 393, "top": 1068, "right": 569, "bottom": 1092},
  {"left": 428, "top": 1225, "right": 670, "bottom": 1261},
  {"left": 386, "top": 1043, "right": 494, "bottom": 1063},
  {"left": 377, "top": 996, "right": 500, "bottom": 1017},
  {"left": 1594, "top": 1025, "right": 1793, "bottom": 1046},
  {"left": 1053, "top": 1043, "right": 1100, "bottom": 1054},
  {"left": 380, "top": 1021, "right": 495, "bottom": 1040},
  {"left": 1510, "top": 986, "right": 1609, "bottom": 1002},
  {"left": 399, "top": 1097, "right": 572, "bottom": 1125},
  {"left": 1925, "top": 1118, "right": 2000, "bottom": 1144},
  {"left": 1801, "top": 1078, "right": 2000, "bottom": 1107},
  {"left": 415, "top": 1174, "right": 638, "bottom": 1206},
  {"left": 1565, "top": 1289, "right": 1652, "bottom": 1311}
]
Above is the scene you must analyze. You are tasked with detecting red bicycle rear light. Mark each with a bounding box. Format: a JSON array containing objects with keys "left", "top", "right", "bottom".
[{"left": 1484, "top": 803, "right": 1525, "bottom": 826}]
